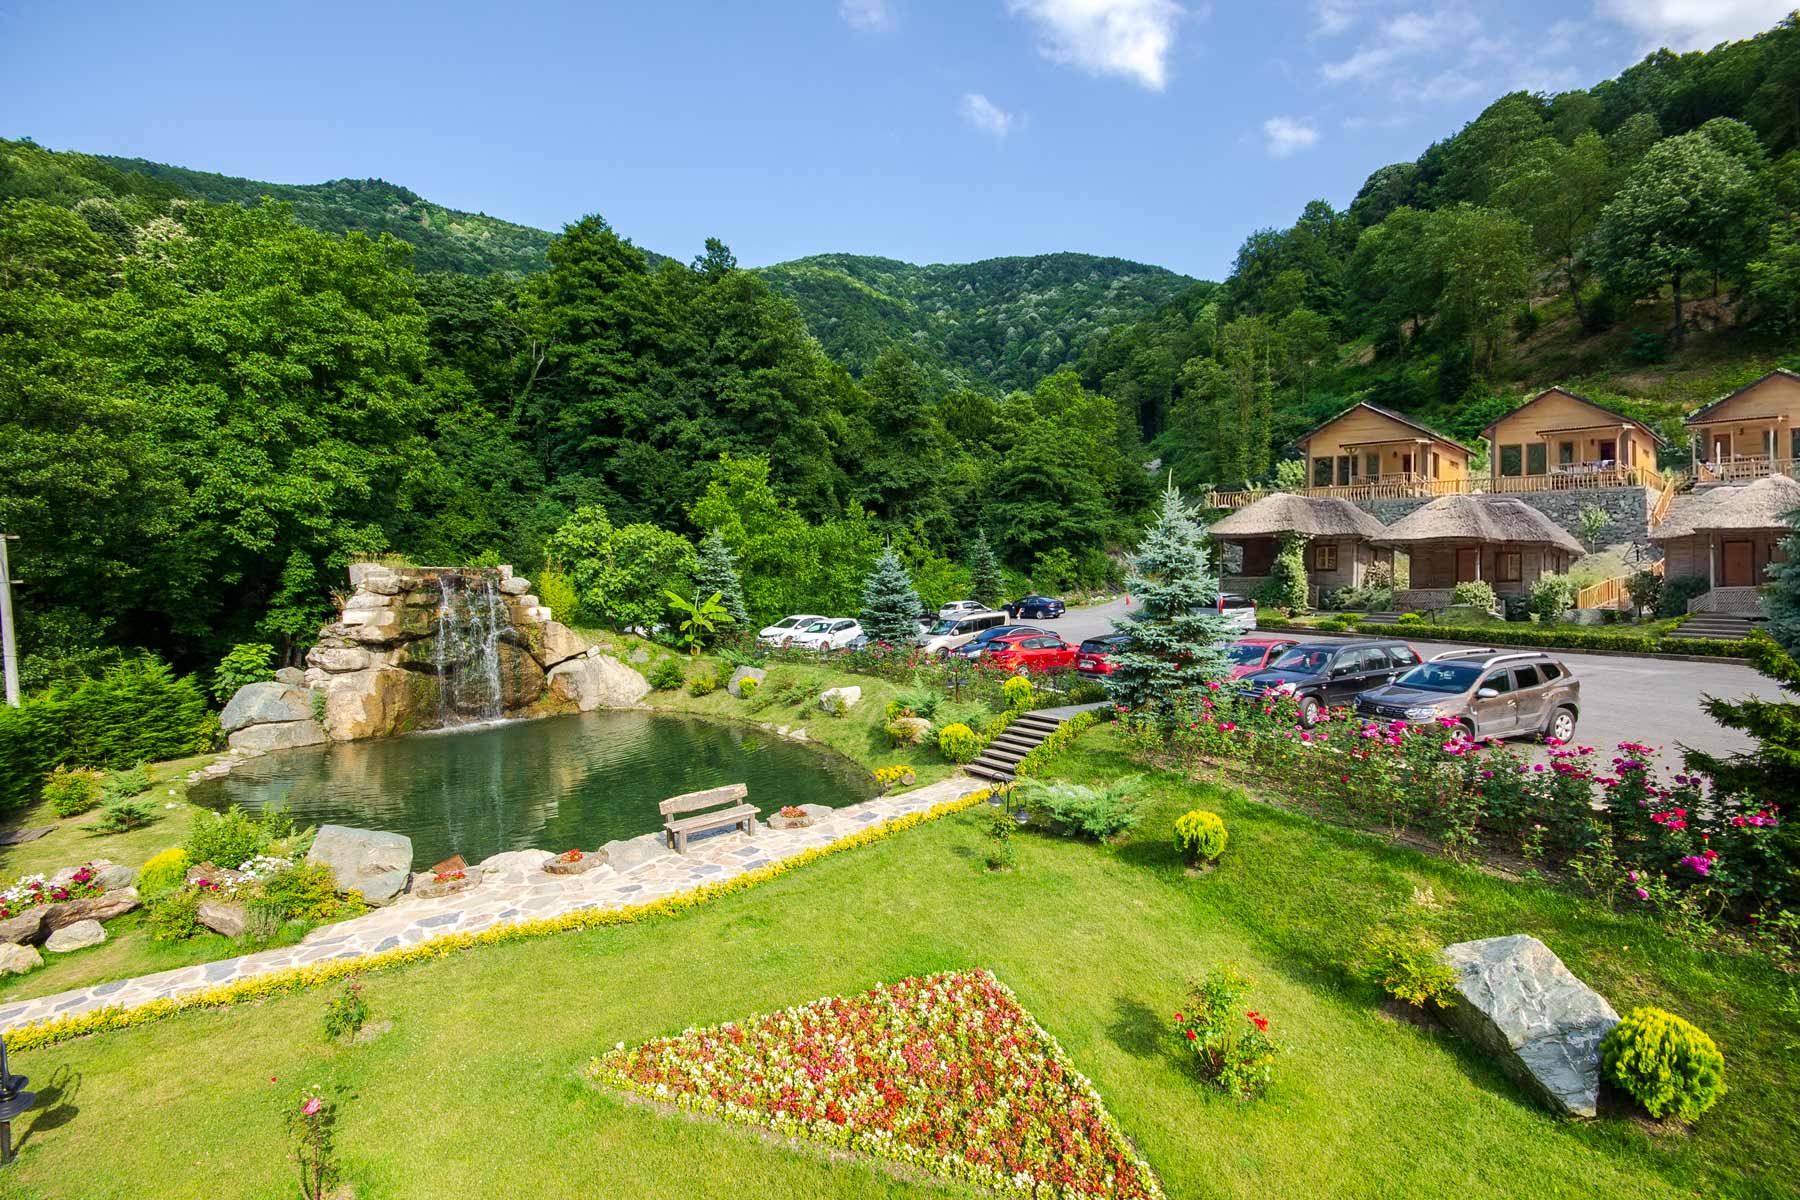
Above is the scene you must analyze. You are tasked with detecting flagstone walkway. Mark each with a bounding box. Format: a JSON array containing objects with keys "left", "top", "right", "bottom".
[{"left": 0, "top": 774, "right": 989, "bottom": 1034}]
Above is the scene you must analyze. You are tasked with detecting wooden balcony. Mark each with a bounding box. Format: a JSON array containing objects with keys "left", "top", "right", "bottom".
[
  {"left": 1206, "top": 464, "right": 1666, "bottom": 511},
  {"left": 1487, "top": 463, "right": 1666, "bottom": 493},
  {"left": 1695, "top": 456, "right": 1798, "bottom": 485}
]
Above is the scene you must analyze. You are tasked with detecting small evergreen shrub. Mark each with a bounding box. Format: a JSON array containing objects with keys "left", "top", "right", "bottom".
[
  {"left": 1355, "top": 928, "right": 1459, "bottom": 1009},
  {"left": 43, "top": 765, "right": 103, "bottom": 817},
  {"left": 884, "top": 718, "right": 928, "bottom": 746},
  {"left": 937, "top": 723, "right": 979, "bottom": 763},
  {"left": 257, "top": 861, "right": 366, "bottom": 923},
  {"left": 982, "top": 807, "right": 1015, "bottom": 871},
  {"left": 1002, "top": 675, "right": 1035, "bottom": 711},
  {"left": 135, "top": 847, "right": 191, "bottom": 897},
  {"left": 1530, "top": 573, "right": 1578, "bottom": 622},
  {"left": 1657, "top": 575, "right": 1710, "bottom": 619},
  {"left": 1014, "top": 776, "right": 1146, "bottom": 840},
  {"left": 100, "top": 764, "right": 151, "bottom": 802},
  {"left": 735, "top": 675, "right": 759, "bottom": 700},
  {"left": 211, "top": 642, "right": 275, "bottom": 704},
  {"left": 1255, "top": 536, "right": 1310, "bottom": 612},
  {"left": 1173, "top": 809, "right": 1228, "bottom": 862},
  {"left": 687, "top": 671, "right": 718, "bottom": 697},
  {"left": 1601, "top": 1006, "right": 1726, "bottom": 1121},
  {"left": 146, "top": 887, "right": 204, "bottom": 941},
  {"left": 86, "top": 800, "right": 158, "bottom": 833},
  {"left": 186, "top": 805, "right": 292, "bottom": 871},
  {"left": 1450, "top": 580, "right": 1497, "bottom": 611},
  {"left": 323, "top": 981, "right": 371, "bottom": 1042},
  {"left": 649, "top": 658, "right": 686, "bottom": 690}
]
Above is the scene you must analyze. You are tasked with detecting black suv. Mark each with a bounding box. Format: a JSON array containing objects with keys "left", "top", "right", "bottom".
[
  {"left": 1240, "top": 640, "right": 1423, "bottom": 727},
  {"left": 1356, "top": 649, "right": 1581, "bottom": 742}
]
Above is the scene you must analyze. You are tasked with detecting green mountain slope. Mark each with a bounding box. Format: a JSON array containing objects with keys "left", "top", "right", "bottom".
[{"left": 759, "top": 252, "right": 1199, "bottom": 390}]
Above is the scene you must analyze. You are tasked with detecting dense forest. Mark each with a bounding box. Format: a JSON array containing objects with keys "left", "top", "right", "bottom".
[{"left": 3, "top": 14, "right": 1800, "bottom": 687}]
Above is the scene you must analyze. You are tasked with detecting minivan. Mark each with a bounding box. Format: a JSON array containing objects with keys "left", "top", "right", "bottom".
[{"left": 917, "top": 610, "right": 1009, "bottom": 655}]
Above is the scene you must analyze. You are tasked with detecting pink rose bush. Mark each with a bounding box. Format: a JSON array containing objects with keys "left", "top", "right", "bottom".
[
  {"left": 0, "top": 864, "right": 104, "bottom": 921},
  {"left": 592, "top": 969, "right": 1162, "bottom": 1198}
]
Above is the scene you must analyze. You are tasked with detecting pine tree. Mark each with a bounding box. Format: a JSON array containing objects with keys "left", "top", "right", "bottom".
[
  {"left": 694, "top": 528, "right": 750, "bottom": 628},
  {"left": 859, "top": 548, "right": 923, "bottom": 648},
  {"left": 967, "top": 530, "right": 1005, "bottom": 607},
  {"left": 1104, "top": 480, "right": 1235, "bottom": 722},
  {"left": 1765, "top": 511, "right": 1799, "bottom": 657}
]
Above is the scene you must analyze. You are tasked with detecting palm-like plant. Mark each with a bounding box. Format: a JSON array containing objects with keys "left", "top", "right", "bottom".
[{"left": 664, "top": 589, "right": 729, "bottom": 654}]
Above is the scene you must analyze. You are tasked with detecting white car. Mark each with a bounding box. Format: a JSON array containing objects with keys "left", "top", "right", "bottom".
[
  {"left": 916, "top": 610, "right": 1009, "bottom": 655},
  {"left": 757, "top": 614, "right": 825, "bottom": 647},
  {"left": 788, "top": 617, "right": 863, "bottom": 651},
  {"left": 938, "top": 599, "right": 986, "bottom": 618}
]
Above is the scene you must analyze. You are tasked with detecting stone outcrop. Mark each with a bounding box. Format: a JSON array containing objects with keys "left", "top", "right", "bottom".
[
  {"left": 222, "top": 681, "right": 328, "bottom": 753},
  {"left": 1441, "top": 934, "right": 1620, "bottom": 1118},
  {"left": 0, "top": 909, "right": 46, "bottom": 946},
  {"left": 548, "top": 653, "right": 650, "bottom": 711},
  {"left": 0, "top": 943, "right": 42, "bottom": 975},
  {"left": 44, "top": 887, "right": 140, "bottom": 931},
  {"left": 198, "top": 899, "right": 248, "bottom": 938},
  {"left": 45, "top": 919, "right": 106, "bottom": 953},
  {"left": 819, "top": 685, "right": 862, "bottom": 714},
  {"left": 727, "top": 666, "right": 766, "bottom": 698},
  {"left": 307, "top": 824, "right": 414, "bottom": 906}
]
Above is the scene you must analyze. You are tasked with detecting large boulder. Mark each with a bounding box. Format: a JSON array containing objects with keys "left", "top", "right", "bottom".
[
  {"left": 496, "top": 640, "right": 548, "bottom": 711},
  {"left": 220, "top": 682, "right": 314, "bottom": 733},
  {"left": 819, "top": 685, "right": 862, "bottom": 714},
  {"left": 228, "top": 718, "right": 329, "bottom": 754},
  {"left": 322, "top": 666, "right": 429, "bottom": 741},
  {"left": 45, "top": 919, "right": 106, "bottom": 953},
  {"left": 1440, "top": 935, "right": 1620, "bottom": 1118},
  {"left": 727, "top": 666, "right": 766, "bottom": 698},
  {"left": 0, "top": 943, "right": 42, "bottom": 975},
  {"left": 44, "top": 887, "right": 140, "bottom": 931},
  {"left": 0, "top": 909, "right": 46, "bottom": 946},
  {"left": 534, "top": 620, "right": 590, "bottom": 669},
  {"left": 197, "top": 900, "right": 248, "bottom": 938},
  {"left": 306, "top": 825, "right": 413, "bottom": 906},
  {"left": 547, "top": 655, "right": 649, "bottom": 711}
]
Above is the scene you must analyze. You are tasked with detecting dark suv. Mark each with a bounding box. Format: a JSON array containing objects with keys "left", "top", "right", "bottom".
[
  {"left": 1240, "top": 640, "right": 1423, "bottom": 727},
  {"left": 1355, "top": 649, "right": 1580, "bottom": 742}
]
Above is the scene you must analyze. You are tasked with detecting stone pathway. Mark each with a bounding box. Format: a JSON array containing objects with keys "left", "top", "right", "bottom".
[{"left": 0, "top": 776, "right": 989, "bottom": 1035}]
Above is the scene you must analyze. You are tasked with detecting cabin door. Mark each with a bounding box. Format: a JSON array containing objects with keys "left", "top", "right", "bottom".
[
  {"left": 1722, "top": 540, "right": 1755, "bottom": 587},
  {"left": 1712, "top": 433, "right": 1731, "bottom": 461}
]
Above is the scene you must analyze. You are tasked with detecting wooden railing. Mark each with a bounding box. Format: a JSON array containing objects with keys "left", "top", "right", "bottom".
[
  {"left": 1206, "top": 465, "right": 1666, "bottom": 511},
  {"left": 1486, "top": 463, "right": 1666, "bottom": 494},
  {"left": 1649, "top": 478, "right": 1677, "bottom": 528},
  {"left": 1574, "top": 575, "right": 1629, "bottom": 610},
  {"left": 1696, "top": 456, "right": 1798, "bottom": 484}
]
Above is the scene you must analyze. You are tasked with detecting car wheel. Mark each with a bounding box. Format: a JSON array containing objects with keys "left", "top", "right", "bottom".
[
  {"left": 781, "top": 636, "right": 793, "bottom": 649},
  {"left": 1458, "top": 719, "right": 1477, "bottom": 741},
  {"left": 1544, "top": 707, "right": 1576, "bottom": 744},
  {"left": 1298, "top": 695, "right": 1320, "bottom": 727}
]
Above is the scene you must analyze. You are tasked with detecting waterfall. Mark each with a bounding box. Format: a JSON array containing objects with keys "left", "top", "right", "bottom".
[{"left": 432, "top": 573, "right": 506, "bottom": 728}]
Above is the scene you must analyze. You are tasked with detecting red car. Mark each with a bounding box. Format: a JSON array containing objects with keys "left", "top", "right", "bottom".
[
  {"left": 1225, "top": 636, "right": 1299, "bottom": 679},
  {"left": 983, "top": 632, "right": 1078, "bottom": 672},
  {"left": 1075, "top": 633, "right": 1132, "bottom": 675}
]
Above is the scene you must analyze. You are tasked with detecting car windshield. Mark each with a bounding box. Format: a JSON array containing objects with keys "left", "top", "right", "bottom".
[
  {"left": 926, "top": 619, "right": 957, "bottom": 635},
  {"left": 802, "top": 621, "right": 830, "bottom": 633},
  {"left": 772, "top": 617, "right": 802, "bottom": 629},
  {"left": 1079, "top": 638, "right": 1125, "bottom": 654},
  {"left": 1226, "top": 644, "right": 1274, "bottom": 665},
  {"left": 1394, "top": 662, "right": 1483, "bottom": 693},
  {"left": 1270, "top": 647, "right": 1334, "bottom": 675}
]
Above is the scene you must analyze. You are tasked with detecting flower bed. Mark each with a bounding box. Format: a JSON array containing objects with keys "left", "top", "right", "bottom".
[
  {"left": 590, "top": 969, "right": 1161, "bottom": 1199},
  {"left": 1251, "top": 617, "right": 1750, "bottom": 659},
  {"left": 0, "top": 866, "right": 105, "bottom": 921}
]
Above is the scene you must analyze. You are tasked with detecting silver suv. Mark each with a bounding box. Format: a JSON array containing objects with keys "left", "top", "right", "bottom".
[{"left": 1354, "top": 648, "right": 1580, "bottom": 742}]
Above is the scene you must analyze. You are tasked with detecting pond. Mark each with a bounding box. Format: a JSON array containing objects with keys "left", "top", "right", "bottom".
[{"left": 189, "top": 710, "right": 875, "bottom": 868}]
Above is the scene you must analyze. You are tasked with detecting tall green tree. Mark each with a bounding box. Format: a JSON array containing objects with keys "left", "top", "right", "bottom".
[
  {"left": 694, "top": 527, "right": 750, "bottom": 627},
  {"left": 858, "top": 548, "right": 923, "bottom": 648},
  {"left": 1493, "top": 130, "right": 1617, "bottom": 321},
  {"left": 966, "top": 530, "right": 1005, "bottom": 606}
]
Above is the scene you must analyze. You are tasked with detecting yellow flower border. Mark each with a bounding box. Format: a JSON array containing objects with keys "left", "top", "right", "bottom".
[{"left": 6, "top": 785, "right": 1005, "bottom": 1054}]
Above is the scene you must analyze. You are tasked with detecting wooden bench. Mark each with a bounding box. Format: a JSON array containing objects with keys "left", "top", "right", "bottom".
[{"left": 660, "top": 783, "right": 759, "bottom": 854}]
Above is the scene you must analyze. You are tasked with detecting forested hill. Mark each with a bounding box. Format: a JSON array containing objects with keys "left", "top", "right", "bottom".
[{"left": 758, "top": 253, "right": 1199, "bottom": 391}]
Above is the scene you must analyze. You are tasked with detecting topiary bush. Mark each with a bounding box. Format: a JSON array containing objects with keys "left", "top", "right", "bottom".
[
  {"left": 1355, "top": 928, "right": 1459, "bottom": 1009},
  {"left": 1174, "top": 809, "right": 1227, "bottom": 863},
  {"left": 1601, "top": 1006, "right": 1726, "bottom": 1121},
  {"left": 937, "top": 722, "right": 979, "bottom": 763},
  {"left": 1002, "top": 675, "right": 1035, "bottom": 711},
  {"left": 135, "top": 847, "right": 191, "bottom": 897},
  {"left": 649, "top": 658, "right": 686, "bottom": 690},
  {"left": 1450, "top": 580, "right": 1497, "bottom": 611},
  {"left": 43, "top": 765, "right": 103, "bottom": 817}
]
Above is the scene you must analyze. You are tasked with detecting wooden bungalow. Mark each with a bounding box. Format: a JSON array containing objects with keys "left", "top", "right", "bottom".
[
  {"left": 1292, "top": 402, "right": 1473, "bottom": 496},
  {"left": 1650, "top": 473, "right": 1800, "bottom": 615},
  {"left": 1685, "top": 369, "right": 1800, "bottom": 484},
  {"left": 1482, "top": 387, "right": 1665, "bottom": 491},
  {"left": 1374, "top": 495, "right": 1584, "bottom": 611},
  {"left": 1210, "top": 494, "right": 1392, "bottom": 600}
]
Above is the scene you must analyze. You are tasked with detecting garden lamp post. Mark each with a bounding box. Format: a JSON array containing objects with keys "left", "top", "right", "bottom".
[{"left": 0, "top": 1035, "right": 37, "bottom": 1165}]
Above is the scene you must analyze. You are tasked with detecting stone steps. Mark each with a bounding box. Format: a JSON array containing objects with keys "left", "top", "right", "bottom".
[
  {"left": 965, "top": 713, "right": 1067, "bottom": 783},
  {"left": 1677, "top": 614, "right": 1761, "bottom": 641}
]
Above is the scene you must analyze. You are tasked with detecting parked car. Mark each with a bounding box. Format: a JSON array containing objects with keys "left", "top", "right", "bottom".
[
  {"left": 917, "top": 609, "right": 1009, "bottom": 655},
  {"left": 1075, "top": 633, "right": 1132, "bottom": 675},
  {"left": 1213, "top": 593, "right": 1258, "bottom": 634},
  {"left": 788, "top": 617, "right": 863, "bottom": 652},
  {"left": 1004, "top": 594, "right": 1065, "bottom": 619},
  {"left": 757, "top": 614, "right": 826, "bottom": 647},
  {"left": 938, "top": 600, "right": 987, "bottom": 618},
  {"left": 1240, "top": 639, "right": 1423, "bottom": 727},
  {"left": 981, "top": 632, "right": 1078, "bottom": 673},
  {"left": 1224, "top": 636, "right": 1299, "bottom": 679},
  {"left": 1355, "top": 649, "right": 1580, "bottom": 742},
  {"left": 948, "top": 624, "right": 1046, "bottom": 660}
]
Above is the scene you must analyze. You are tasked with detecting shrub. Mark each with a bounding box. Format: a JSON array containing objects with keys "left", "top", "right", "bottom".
[
  {"left": 323, "top": 981, "right": 370, "bottom": 1042},
  {"left": 884, "top": 718, "right": 929, "bottom": 746},
  {"left": 687, "top": 671, "right": 718, "bottom": 697},
  {"left": 135, "top": 847, "right": 191, "bottom": 897},
  {"left": 86, "top": 800, "right": 158, "bottom": 833},
  {"left": 1396, "top": 612, "right": 1426, "bottom": 626},
  {"left": 256, "top": 861, "right": 366, "bottom": 923},
  {"left": 212, "top": 642, "right": 275, "bottom": 704},
  {"left": 735, "top": 675, "right": 759, "bottom": 700},
  {"left": 1450, "top": 580, "right": 1497, "bottom": 611},
  {"left": 937, "top": 723, "right": 979, "bottom": 763},
  {"left": 1530, "top": 573, "right": 1578, "bottom": 622},
  {"left": 982, "top": 807, "right": 1015, "bottom": 871},
  {"left": 1627, "top": 569, "right": 1663, "bottom": 616},
  {"left": 1013, "top": 776, "right": 1146, "bottom": 840},
  {"left": 100, "top": 764, "right": 151, "bottom": 802},
  {"left": 186, "top": 805, "right": 292, "bottom": 871},
  {"left": 649, "top": 658, "right": 686, "bottom": 690},
  {"left": 533, "top": 566, "right": 581, "bottom": 625},
  {"left": 1001, "top": 675, "right": 1035, "bottom": 711},
  {"left": 1657, "top": 575, "right": 1709, "bottom": 619},
  {"left": 1173, "top": 809, "right": 1228, "bottom": 863},
  {"left": 1601, "top": 1006, "right": 1726, "bottom": 1121},
  {"left": 1175, "top": 965, "right": 1281, "bottom": 1101},
  {"left": 146, "top": 887, "right": 204, "bottom": 941},
  {"left": 43, "top": 766, "right": 103, "bottom": 817},
  {"left": 1355, "top": 928, "right": 1459, "bottom": 1009},
  {"left": 1255, "top": 536, "right": 1309, "bottom": 612}
]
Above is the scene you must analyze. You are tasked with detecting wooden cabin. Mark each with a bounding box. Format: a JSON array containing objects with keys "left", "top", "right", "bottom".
[
  {"left": 1482, "top": 387, "right": 1665, "bottom": 490},
  {"left": 1685, "top": 370, "right": 1800, "bottom": 484},
  {"left": 1293, "top": 402, "right": 1472, "bottom": 494}
]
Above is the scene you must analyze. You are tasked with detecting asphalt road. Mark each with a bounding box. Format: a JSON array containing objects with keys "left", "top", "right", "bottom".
[{"left": 1034, "top": 597, "right": 1777, "bottom": 760}]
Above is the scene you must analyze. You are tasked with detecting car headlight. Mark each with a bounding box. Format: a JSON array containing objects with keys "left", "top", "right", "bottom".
[{"left": 1403, "top": 706, "right": 1439, "bottom": 720}]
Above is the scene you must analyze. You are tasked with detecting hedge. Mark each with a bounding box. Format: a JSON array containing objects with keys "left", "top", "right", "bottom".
[{"left": 1252, "top": 618, "right": 1748, "bottom": 659}]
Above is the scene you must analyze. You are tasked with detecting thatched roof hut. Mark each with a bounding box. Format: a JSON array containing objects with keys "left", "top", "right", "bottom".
[
  {"left": 1374, "top": 495, "right": 1584, "bottom": 555},
  {"left": 1209, "top": 493, "right": 1388, "bottom": 540},
  {"left": 1689, "top": 473, "right": 1800, "bottom": 533},
  {"left": 1650, "top": 474, "right": 1800, "bottom": 595}
]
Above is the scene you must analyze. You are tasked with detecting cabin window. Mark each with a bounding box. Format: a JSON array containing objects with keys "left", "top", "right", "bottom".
[
  {"left": 1497, "top": 552, "right": 1522, "bottom": 583},
  {"left": 1558, "top": 441, "right": 1575, "bottom": 466},
  {"left": 1364, "top": 452, "right": 1380, "bottom": 479},
  {"left": 1400, "top": 452, "right": 1414, "bottom": 475},
  {"left": 1763, "top": 429, "right": 1775, "bottom": 457},
  {"left": 1527, "top": 444, "right": 1547, "bottom": 475},
  {"left": 1313, "top": 457, "right": 1332, "bottom": 486},
  {"left": 1336, "top": 455, "right": 1352, "bottom": 485},
  {"left": 1313, "top": 543, "right": 1339, "bottom": 571},
  {"left": 1499, "top": 444, "right": 1523, "bottom": 476}
]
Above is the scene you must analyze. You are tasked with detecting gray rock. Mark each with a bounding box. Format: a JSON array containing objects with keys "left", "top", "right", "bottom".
[
  {"left": 220, "top": 682, "right": 314, "bottom": 732},
  {"left": 307, "top": 645, "right": 371, "bottom": 674},
  {"left": 44, "top": 887, "right": 140, "bottom": 931},
  {"left": 343, "top": 591, "right": 394, "bottom": 612},
  {"left": 306, "top": 825, "right": 413, "bottom": 906},
  {"left": 727, "top": 666, "right": 767, "bottom": 698},
  {"left": 475, "top": 849, "right": 554, "bottom": 874},
  {"left": 1441, "top": 934, "right": 1619, "bottom": 1118},
  {"left": 228, "top": 719, "right": 329, "bottom": 754},
  {"left": 798, "top": 803, "right": 834, "bottom": 820},
  {"left": 45, "top": 919, "right": 106, "bottom": 953},
  {"left": 347, "top": 562, "right": 394, "bottom": 588},
  {"left": 629, "top": 648, "right": 650, "bottom": 664},
  {"left": 547, "top": 655, "right": 650, "bottom": 711},
  {"left": 599, "top": 834, "right": 674, "bottom": 873},
  {"left": 274, "top": 666, "right": 307, "bottom": 686},
  {"left": 197, "top": 900, "right": 248, "bottom": 938},
  {"left": 362, "top": 575, "right": 404, "bottom": 596},
  {"left": 93, "top": 862, "right": 136, "bottom": 890},
  {"left": 51, "top": 860, "right": 112, "bottom": 887},
  {"left": 0, "top": 909, "right": 46, "bottom": 946},
  {"left": 819, "top": 685, "right": 862, "bottom": 714},
  {"left": 0, "top": 942, "right": 43, "bottom": 975},
  {"left": 498, "top": 575, "right": 532, "bottom": 595}
]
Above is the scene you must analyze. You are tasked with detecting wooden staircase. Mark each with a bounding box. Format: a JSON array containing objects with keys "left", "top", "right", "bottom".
[{"left": 966, "top": 710, "right": 1068, "bottom": 783}]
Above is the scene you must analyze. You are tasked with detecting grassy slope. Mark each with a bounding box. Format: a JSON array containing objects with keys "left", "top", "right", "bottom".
[{"left": 3, "top": 726, "right": 1793, "bottom": 1198}]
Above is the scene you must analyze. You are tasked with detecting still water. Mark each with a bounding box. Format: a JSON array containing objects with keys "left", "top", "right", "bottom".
[{"left": 189, "top": 710, "right": 874, "bottom": 868}]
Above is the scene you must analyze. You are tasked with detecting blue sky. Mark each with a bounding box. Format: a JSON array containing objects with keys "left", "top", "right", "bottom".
[{"left": 1, "top": 0, "right": 1793, "bottom": 277}]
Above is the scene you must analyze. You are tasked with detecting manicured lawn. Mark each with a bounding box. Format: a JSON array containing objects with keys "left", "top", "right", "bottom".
[{"left": 4, "top": 726, "right": 1794, "bottom": 1198}]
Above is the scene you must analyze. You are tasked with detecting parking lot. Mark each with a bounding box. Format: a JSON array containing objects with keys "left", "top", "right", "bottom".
[{"left": 1043, "top": 598, "right": 1777, "bottom": 760}]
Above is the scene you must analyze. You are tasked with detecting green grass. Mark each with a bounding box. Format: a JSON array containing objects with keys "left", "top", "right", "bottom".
[{"left": 4, "top": 725, "right": 1794, "bottom": 1198}]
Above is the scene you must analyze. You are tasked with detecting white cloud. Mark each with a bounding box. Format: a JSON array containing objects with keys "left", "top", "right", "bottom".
[
  {"left": 1595, "top": 0, "right": 1791, "bottom": 52},
  {"left": 1313, "top": 0, "right": 1358, "bottom": 37},
  {"left": 1322, "top": 3, "right": 1481, "bottom": 82},
  {"left": 1263, "top": 115, "right": 1320, "bottom": 157},
  {"left": 1005, "top": 0, "right": 1188, "bottom": 91},
  {"left": 961, "top": 92, "right": 1018, "bottom": 138},
  {"left": 839, "top": 0, "right": 894, "bottom": 33}
]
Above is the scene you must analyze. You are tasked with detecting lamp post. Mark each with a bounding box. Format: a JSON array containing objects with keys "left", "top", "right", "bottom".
[
  {"left": 0, "top": 534, "right": 18, "bottom": 708},
  {"left": 0, "top": 1036, "right": 37, "bottom": 1165}
]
